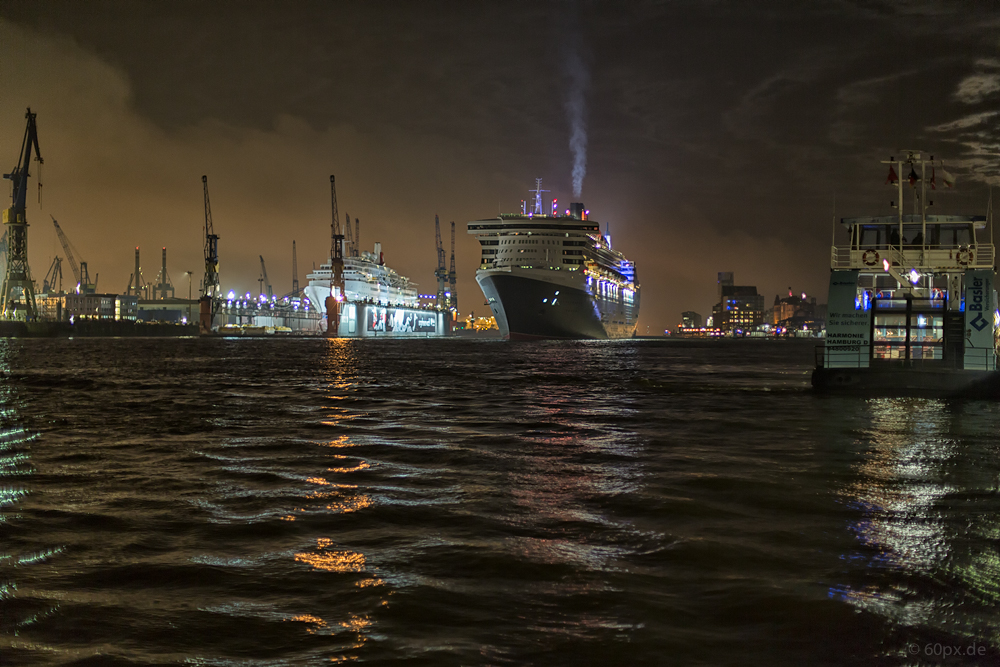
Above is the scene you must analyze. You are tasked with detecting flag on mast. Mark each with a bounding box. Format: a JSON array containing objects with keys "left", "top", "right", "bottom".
[
  {"left": 885, "top": 165, "right": 898, "bottom": 185},
  {"left": 940, "top": 165, "right": 956, "bottom": 188},
  {"left": 907, "top": 167, "right": 920, "bottom": 187},
  {"left": 930, "top": 167, "right": 936, "bottom": 190}
]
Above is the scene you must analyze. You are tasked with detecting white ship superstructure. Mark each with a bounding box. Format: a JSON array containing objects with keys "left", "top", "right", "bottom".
[
  {"left": 304, "top": 242, "right": 418, "bottom": 315},
  {"left": 468, "top": 181, "right": 639, "bottom": 339},
  {"left": 304, "top": 242, "right": 446, "bottom": 337}
]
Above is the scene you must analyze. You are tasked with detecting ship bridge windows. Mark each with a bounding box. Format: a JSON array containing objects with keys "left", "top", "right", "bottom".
[{"left": 854, "top": 222, "right": 976, "bottom": 249}]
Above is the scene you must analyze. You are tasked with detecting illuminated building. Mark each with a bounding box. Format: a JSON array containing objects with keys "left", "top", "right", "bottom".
[{"left": 711, "top": 273, "right": 765, "bottom": 335}]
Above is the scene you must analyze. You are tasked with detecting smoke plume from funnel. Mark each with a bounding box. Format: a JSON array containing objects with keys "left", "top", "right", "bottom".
[{"left": 563, "top": 4, "right": 589, "bottom": 199}]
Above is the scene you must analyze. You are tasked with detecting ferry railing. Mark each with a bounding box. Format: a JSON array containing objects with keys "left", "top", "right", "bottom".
[
  {"left": 816, "top": 343, "right": 998, "bottom": 371},
  {"left": 963, "top": 346, "right": 998, "bottom": 371},
  {"left": 816, "top": 344, "right": 870, "bottom": 368},
  {"left": 830, "top": 243, "right": 994, "bottom": 270}
]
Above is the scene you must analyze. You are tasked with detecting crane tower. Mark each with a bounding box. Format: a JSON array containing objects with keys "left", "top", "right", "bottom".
[
  {"left": 326, "top": 175, "right": 345, "bottom": 335},
  {"left": 291, "top": 240, "right": 299, "bottom": 297},
  {"left": 154, "top": 247, "right": 174, "bottom": 299},
  {"left": 199, "top": 175, "right": 220, "bottom": 334},
  {"left": 259, "top": 255, "right": 272, "bottom": 298},
  {"left": 1, "top": 108, "right": 42, "bottom": 320},
  {"left": 434, "top": 215, "right": 446, "bottom": 310},
  {"left": 449, "top": 221, "right": 458, "bottom": 319}
]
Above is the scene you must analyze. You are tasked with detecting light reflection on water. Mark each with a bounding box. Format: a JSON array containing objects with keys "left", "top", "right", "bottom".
[
  {"left": 2, "top": 337, "right": 998, "bottom": 664},
  {"left": 0, "top": 339, "right": 55, "bottom": 642},
  {"left": 835, "top": 397, "right": 1000, "bottom": 643}
]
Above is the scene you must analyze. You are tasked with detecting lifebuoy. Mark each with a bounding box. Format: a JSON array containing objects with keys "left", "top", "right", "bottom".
[
  {"left": 862, "top": 249, "right": 880, "bottom": 266},
  {"left": 957, "top": 248, "right": 973, "bottom": 266}
]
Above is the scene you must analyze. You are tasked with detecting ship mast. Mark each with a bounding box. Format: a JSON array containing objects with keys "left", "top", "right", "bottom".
[{"left": 530, "top": 178, "right": 549, "bottom": 215}]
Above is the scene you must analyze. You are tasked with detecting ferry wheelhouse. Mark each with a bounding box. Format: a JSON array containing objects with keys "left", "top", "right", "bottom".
[{"left": 814, "top": 151, "right": 999, "bottom": 395}]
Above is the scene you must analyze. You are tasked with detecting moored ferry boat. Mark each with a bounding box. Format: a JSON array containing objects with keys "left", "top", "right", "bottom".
[
  {"left": 468, "top": 180, "right": 639, "bottom": 340},
  {"left": 813, "top": 151, "right": 1000, "bottom": 396}
]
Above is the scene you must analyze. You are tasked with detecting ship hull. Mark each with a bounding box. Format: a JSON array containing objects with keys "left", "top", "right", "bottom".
[
  {"left": 331, "top": 301, "right": 448, "bottom": 338},
  {"left": 812, "top": 366, "right": 1000, "bottom": 398},
  {"left": 477, "top": 271, "right": 637, "bottom": 340}
]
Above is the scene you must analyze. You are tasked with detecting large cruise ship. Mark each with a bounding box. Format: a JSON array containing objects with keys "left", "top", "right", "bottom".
[
  {"left": 468, "top": 182, "right": 639, "bottom": 339},
  {"left": 303, "top": 242, "right": 447, "bottom": 337}
]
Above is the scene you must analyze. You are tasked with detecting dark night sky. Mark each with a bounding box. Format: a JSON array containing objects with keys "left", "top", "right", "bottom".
[{"left": 1, "top": 1, "right": 999, "bottom": 330}]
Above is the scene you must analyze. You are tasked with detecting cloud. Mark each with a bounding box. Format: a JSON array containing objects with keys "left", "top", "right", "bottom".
[
  {"left": 927, "top": 111, "right": 1000, "bottom": 132},
  {"left": 954, "top": 72, "right": 1000, "bottom": 104},
  {"left": 0, "top": 19, "right": 509, "bottom": 304}
]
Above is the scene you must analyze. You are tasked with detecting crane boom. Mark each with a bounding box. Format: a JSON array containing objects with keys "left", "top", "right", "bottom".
[
  {"left": 51, "top": 216, "right": 81, "bottom": 284},
  {"left": 344, "top": 212, "right": 354, "bottom": 257},
  {"left": 259, "top": 255, "right": 272, "bottom": 297},
  {"left": 51, "top": 216, "right": 93, "bottom": 293}
]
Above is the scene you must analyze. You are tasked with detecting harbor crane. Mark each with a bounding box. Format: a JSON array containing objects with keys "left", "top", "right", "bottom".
[
  {"left": 201, "top": 175, "right": 220, "bottom": 299},
  {"left": 52, "top": 215, "right": 96, "bottom": 294},
  {"left": 291, "top": 240, "right": 299, "bottom": 297},
  {"left": 324, "top": 175, "right": 346, "bottom": 335},
  {"left": 434, "top": 215, "right": 447, "bottom": 310},
  {"left": 344, "top": 212, "right": 354, "bottom": 257},
  {"left": 128, "top": 247, "right": 146, "bottom": 298},
  {"left": 42, "top": 256, "right": 62, "bottom": 293},
  {"left": 153, "top": 247, "right": 174, "bottom": 299},
  {"left": 199, "top": 175, "right": 220, "bottom": 334},
  {"left": 449, "top": 221, "right": 458, "bottom": 318},
  {"left": 1, "top": 108, "right": 42, "bottom": 320},
  {"left": 259, "top": 255, "right": 272, "bottom": 298}
]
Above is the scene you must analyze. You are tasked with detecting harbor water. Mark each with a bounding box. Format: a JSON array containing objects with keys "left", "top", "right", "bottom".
[{"left": 1, "top": 337, "right": 998, "bottom": 665}]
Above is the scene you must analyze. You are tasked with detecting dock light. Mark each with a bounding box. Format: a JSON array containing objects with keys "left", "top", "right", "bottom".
[
  {"left": 909, "top": 269, "right": 920, "bottom": 284},
  {"left": 227, "top": 290, "right": 236, "bottom": 299},
  {"left": 882, "top": 258, "right": 890, "bottom": 272}
]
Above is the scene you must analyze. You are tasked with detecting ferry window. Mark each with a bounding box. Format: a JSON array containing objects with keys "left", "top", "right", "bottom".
[
  {"left": 939, "top": 225, "right": 972, "bottom": 247},
  {"left": 859, "top": 226, "right": 884, "bottom": 248},
  {"left": 902, "top": 225, "right": 924, "bottom": 246}
]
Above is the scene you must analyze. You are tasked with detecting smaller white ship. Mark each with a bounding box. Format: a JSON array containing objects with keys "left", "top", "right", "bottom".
[{"left": 303, "top": 242, "right": 447, "bottom": 337}]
